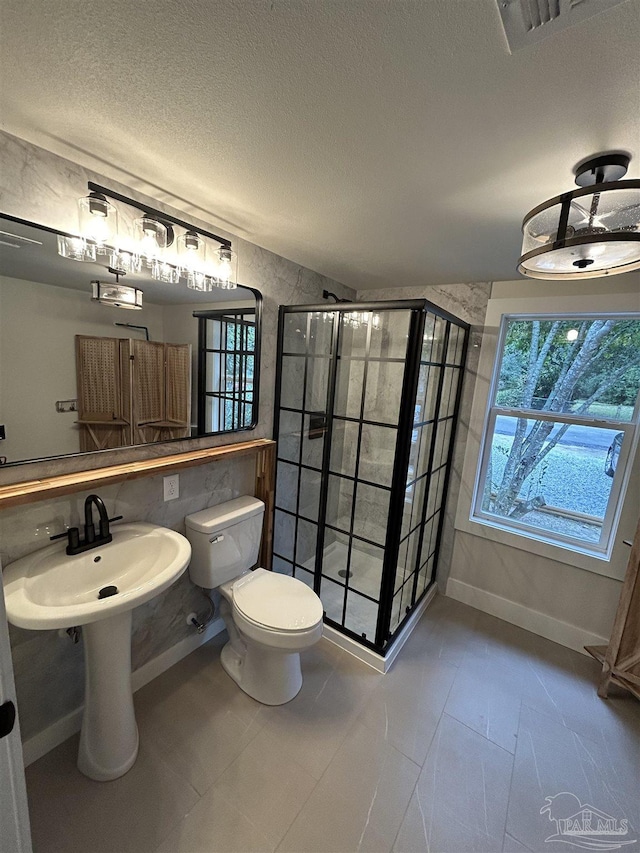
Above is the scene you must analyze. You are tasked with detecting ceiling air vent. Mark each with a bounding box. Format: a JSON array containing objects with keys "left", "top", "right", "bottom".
[{"left": 497, "top": 0, "right": 630, "bottom": 52}]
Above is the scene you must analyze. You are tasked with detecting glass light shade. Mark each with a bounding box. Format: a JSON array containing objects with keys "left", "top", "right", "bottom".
[
  {"left": 91, "top": 280, "right": 143, "bottom": 309},
  {"left": 57, "top": 234, "right": 97, "bottom": 262},
  {"left": 215, "top": 246, "right": 238, "bottom": 289},
  {"left": 134, "top": 216, "right": 168, "bottom": 259},
  {"left": 519, "top": 181, "right": 640, "bottom": 280},
  {"left": 186, "top": 270, "right": 216, "bottom": 291},
  {"left": 108, "top": 246, "right": 142, "bottom": 274},
  {"left": 78, "top": 194, "right": 118, "bottom": 246},
  {"left": 177, "top": 230, "right": 206, "bottom": 272},
  {"left": 151, "top": 259, "right": 180, "bottom": 284}
]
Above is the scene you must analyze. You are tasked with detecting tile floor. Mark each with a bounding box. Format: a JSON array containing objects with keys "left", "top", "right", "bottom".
[{"left": 25, "top": 595, "right": 639, "bottom": 853}]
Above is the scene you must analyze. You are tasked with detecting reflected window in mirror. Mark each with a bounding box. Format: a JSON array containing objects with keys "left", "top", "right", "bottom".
[
  {"left": 196, "top": 309, "right": 258, "bottom": 434},
  {"left": 0, "top": 214, "right": 262, "bottom": 467}
]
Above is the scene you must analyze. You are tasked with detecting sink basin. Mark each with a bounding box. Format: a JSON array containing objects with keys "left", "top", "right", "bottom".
[
  {"left": 4, "top": 522, "right": 192, "bottom": 630},
  {"left": 3, "top": 522, "right": 191, "bottom": 781}
]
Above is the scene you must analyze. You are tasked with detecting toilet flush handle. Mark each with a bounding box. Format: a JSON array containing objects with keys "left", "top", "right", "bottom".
[{"left": 209, "top": 534, "right": 225, "bottom": 544}]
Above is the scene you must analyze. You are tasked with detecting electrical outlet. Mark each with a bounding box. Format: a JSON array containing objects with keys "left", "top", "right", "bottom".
[{"left": 163, "top": 474, "right": 179, "bottom": 501}]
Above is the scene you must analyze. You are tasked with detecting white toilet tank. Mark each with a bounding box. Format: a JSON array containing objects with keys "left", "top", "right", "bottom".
[{"left": 185, "top": 496, "right": 265, "bottom": 588}]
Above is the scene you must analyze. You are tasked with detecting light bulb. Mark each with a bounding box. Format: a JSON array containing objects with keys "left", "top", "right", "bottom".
[
  {"left": 216, "top": 245, "right": 237, "bottom": 288},
  {"left": 78, "top": 193, "right": 117, "bottom": 247},
  {"left": 566, "top": 328, "right": 579, "bottom": 342},
  {"left": 178, "top": 230, "right": 206, "bottom": 273}
]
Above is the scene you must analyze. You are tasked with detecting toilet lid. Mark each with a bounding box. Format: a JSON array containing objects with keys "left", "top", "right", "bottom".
[{"left": 232, "top": 568, "right": 323, "bottom": 632}]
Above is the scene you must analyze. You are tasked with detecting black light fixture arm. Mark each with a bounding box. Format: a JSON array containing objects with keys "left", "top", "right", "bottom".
[{"left": 87, "top": 182, "right": 233, "bottom": 249}]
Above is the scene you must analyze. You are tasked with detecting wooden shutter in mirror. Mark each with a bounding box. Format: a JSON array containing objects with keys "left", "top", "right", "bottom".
[
  {"left": 75, "top": 335, "right": 131, "bottom": 451},
  {"left": 165, "top": 343, "right": 192, "bottom": 430}
]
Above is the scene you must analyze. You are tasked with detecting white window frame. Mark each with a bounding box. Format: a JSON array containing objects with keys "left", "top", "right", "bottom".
[{"left": 455, "top": 292, "right": 640, "bottom": 581}]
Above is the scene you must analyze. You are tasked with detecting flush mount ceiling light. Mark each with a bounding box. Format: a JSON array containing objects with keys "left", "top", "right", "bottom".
[
  {"left": 518, "top": 153, "right": 640, "bottom": 280},
  {"left": 91, "top": 280, "right": 143, "bottom": 310},
  {"left": 59, "top": 182, "right": 238, "bottom": 290}
]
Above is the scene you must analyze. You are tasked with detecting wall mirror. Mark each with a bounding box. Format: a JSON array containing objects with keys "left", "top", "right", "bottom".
[{"left": 0, "top": 214, "right": 261, "bottom": 467}]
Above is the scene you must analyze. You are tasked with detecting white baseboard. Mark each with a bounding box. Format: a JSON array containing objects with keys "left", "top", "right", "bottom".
[
  {"left": 22, "top": 617, "right": 226, "bottom": 767},
  {"left": 445, "top": 578, "right": 608, "bottom": 656},
  {"left": 322, "top": 583, "right": 438, "bottom": 673}
]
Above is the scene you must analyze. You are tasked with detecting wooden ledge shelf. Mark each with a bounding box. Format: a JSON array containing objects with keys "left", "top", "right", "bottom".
[{"left": 0, "top": 439, "right": 276, "bottom": 509}]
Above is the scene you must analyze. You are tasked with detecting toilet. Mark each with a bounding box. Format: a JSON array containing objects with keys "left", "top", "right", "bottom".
[{"left": 185, "top": 496, "right": 324, "bottom": 705}]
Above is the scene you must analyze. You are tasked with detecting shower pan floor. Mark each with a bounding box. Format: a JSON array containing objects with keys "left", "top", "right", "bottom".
[{"left": 302, "top": 541, "right": 383, "bottom": 640}]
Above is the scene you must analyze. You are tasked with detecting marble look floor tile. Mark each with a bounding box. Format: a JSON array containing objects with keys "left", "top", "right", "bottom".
[
  {"left": 258, "top": 643, "right": 382, "bottom": 781},
  {"left": 415, "top": 597, "right": 482, "bottom": 667},
  {"left": 465, "top": 612, "right": 571, "bottom": 675},
  {"left": 359, "top": 655, "right": 457, "bottom": 765},
  {"left": 506, "top": 704, "right": 639, "bottom": 853},
  {"left": 519, "top": 653, "right": 640, "bottom": 793},
  {"left": 135, "top": 644, "right": 266, "bottom": 794},
  {"left": 502, "top": 832, "right": 533, "bottom": 852},
  {"left": 26, "top": 733, "right": 199, "bottom": 853},
  {"left": 444, "top": 656, "right": 523, "bottom": 753},
  {"left": 393, "top": 714, "right": 513, "bottom": 853},
  {"left": 155, "top": 787, "right": 274, "bottom": 853},
  {"left": 278, "top": 719, "right": 420, "bottom": 853},
  {"left": 209, "top": 727, "right": 318, "bottom": 850}
]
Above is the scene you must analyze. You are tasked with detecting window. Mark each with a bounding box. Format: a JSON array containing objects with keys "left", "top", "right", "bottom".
[
  {"left": 198, "top": 310, "right": 256, "bottom": 433},
  {"left": 472, "top": 315, "right": 640, "bottom": 557}
]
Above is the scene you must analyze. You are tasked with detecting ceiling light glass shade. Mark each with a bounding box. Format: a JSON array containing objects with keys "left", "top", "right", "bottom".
[
  {"left": 57, "top": 234, "right": 97, "bottom": 262},
  {"left": 91, "top": 280, "right": 143, "bottom": 309},
  {"left": 78, "top": 193, "right": 118, "bottom": 247},
  {"left": 134, "top": 216, "right": 168, "bottom": 260},
  {"left": 215, "top": 246, "right": 238, "bottom": 289},
  {"left": 177, "top": 230, "right": 206, "bottom": 272},
  {"left": 518, "top": 181, "right": 640, "bottom": 280},
  {"left": 151, "top": 259, "right": 180, "bottom": 284}
]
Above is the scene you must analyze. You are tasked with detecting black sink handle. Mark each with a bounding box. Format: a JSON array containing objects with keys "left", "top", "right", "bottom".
[
  {"left": 50, "top": 517, "right": 123, "bottom": 542},
  {"left": 50, "top": 526, "right": 79, "bottom": 542}
]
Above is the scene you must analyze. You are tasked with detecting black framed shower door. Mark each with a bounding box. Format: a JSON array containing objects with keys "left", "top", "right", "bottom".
[{"left": 272, "top": 300, "right": 469, "bottom": 655}]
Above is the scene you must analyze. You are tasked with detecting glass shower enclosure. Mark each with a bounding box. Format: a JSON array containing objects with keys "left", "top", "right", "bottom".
[{"left": 272, "top": 300, "right": 468, "bottom": 655}]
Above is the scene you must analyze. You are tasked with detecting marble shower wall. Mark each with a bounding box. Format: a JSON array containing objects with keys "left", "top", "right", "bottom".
[
  {"left": 356, "top": 283, "right": 492, "bottom": 590},
  {"left": 0, "top": 131, "right": 354, "bottom": 743},
  {"left": 0, "top": 457, "right": 255, "bottom": 739}
]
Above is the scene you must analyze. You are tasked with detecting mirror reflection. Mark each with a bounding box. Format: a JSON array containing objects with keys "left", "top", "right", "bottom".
[{"left": 0, "top": 216, "right": 261, "bottom": 466}]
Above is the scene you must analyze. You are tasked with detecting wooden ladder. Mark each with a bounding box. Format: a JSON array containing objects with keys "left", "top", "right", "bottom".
[{"left": 586, "top": 515, "right": 640, "bottom": 700}]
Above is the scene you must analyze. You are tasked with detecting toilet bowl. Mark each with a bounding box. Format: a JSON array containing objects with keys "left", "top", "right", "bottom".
[{"left": 185, "top": 497, "right": 324, "bottom": 705}]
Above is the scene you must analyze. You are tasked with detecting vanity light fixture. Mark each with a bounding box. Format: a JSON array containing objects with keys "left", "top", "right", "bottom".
[
  {"left": 57, "top": 234, "right": 97, "bottom": 262},
  {"left": 518, "top": 153, "right": 640, "bottom": 280},
  {"left": 215, "top": 245, "right": 238, "bottom": 289},
  {"left": 78, "top": 192, "right": 118, "bottom": 247},
  {"left": 59, "top": 182, "right": 238, "bottom": 290},
  {"left": 91, "top": 280, "right": 143, "bottom": 309}
]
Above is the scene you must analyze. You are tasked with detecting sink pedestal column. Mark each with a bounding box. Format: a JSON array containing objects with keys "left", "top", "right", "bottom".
[{"left": 78, "top": 610, "right": 139, "bottom": 781}]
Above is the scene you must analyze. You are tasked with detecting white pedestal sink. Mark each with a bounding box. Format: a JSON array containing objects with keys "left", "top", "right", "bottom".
[{"left": 3, "top": 523, "right": 191, "bottom": 781}]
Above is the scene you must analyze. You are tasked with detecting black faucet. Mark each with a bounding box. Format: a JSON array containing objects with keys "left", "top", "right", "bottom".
[
  {"left": 84, "top": 494, "right": 110, "bottom": 545},
  {"left": 50, "top": 494, "right": 122, "bottom": 555}
]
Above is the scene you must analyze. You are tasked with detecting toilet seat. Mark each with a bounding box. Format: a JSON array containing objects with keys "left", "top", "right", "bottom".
[{"left": 232, "top": 568, "right": 323, "bottom": 633}]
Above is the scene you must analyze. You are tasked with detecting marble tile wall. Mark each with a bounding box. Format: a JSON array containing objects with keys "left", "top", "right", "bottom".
[
  {"left": 355, "top": 284, "right": 492, "bottom": 589},
  {"left": 0, "top": 131, "right": 355, "bottom": 743}
]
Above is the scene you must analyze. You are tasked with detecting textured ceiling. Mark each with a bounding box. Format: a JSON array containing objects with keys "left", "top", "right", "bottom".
[{"left": 0, "top": 0, "right": 638, "bottom": 290}]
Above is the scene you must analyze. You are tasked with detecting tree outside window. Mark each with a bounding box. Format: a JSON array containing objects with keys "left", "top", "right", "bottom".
[{"left": 474, "top": 315, "right": 640, "bottom": 554}]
